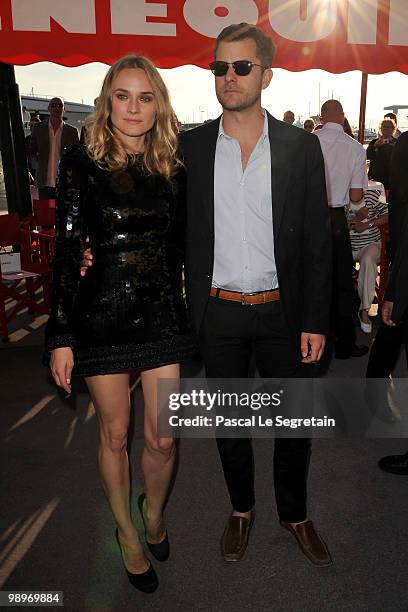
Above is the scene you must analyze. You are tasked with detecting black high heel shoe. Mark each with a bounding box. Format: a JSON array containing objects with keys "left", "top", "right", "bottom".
[
  {"left": 115, "top": 529, "right": 159, "bottom": 593},
  {"left": 137, "top": 493, "right": 170, "bottom": 562}
]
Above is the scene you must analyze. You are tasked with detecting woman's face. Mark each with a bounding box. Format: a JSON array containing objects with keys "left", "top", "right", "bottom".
[
  {"left": 380, "top": 122, "right": 394, "bottom": 139},
  {"left": 110, "top": 67, "right": 157, "bottom": 149}
]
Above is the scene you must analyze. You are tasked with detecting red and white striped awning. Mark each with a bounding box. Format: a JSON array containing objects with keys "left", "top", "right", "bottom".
[{"left": 0, "top": 0, "right": 407, "bottom": 74}]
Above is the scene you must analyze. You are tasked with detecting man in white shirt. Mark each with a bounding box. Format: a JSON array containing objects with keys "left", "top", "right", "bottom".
[
  {"left": 180, "top": 24, "right": 333, "bottom": 567},
  {"left": 22, "top": 105, "right": 31, "bottom": 127},
  {"left": 29, "top": 97, "right": 79, "bottom": 200},
  {"left": 315, "top": 99, "right": 368, "bottom": 359}
]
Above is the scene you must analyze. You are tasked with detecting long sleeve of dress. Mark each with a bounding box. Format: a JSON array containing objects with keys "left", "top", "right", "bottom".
[
  {"left": 45, "top": 145, "right": 88, "bottom": 350},
  {"left": 167, "top": 166, "right": 187, "bottom": 266}
]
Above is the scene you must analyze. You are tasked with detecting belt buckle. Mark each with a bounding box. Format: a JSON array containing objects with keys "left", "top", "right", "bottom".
[{"left": 241, "top": 292, "right": 255, "bottom": 306}]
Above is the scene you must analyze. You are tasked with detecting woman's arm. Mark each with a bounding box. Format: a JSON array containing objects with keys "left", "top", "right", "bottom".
[
  {"left": 168, "top": 165, "right": 187, "bottom": 264},
  {"left": 45, "top": 146, "right": 88, "bottom": 384}
]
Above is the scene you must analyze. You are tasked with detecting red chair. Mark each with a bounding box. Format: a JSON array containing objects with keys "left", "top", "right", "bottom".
[
  {"left": 0, "top": 213, "right": 52, "bottom": 342},
  {"left": 32, "top": 199, "right": 56, "bottom": 232},
  {"left": 23, "top": 199, "right": 56, "bottom": 265},
  {"left": 376, "top": 224, "right": 390, "bottom": 311}
]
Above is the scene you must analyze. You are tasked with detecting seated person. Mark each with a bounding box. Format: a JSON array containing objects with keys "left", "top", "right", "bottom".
[{"left": 348, "top": 189, "right": 388, "bottom": 333}]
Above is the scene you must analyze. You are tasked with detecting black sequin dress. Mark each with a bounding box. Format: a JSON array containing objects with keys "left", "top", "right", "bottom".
[{"left": 45, "top": 145, "right": 196, "bottom": 377}]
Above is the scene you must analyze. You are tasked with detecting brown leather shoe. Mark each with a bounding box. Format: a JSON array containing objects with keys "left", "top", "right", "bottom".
[
  {"left": 221, "top": 510, "right": 255, "bottom": 561},
  {"left": 280, "top": 519, "right": 333, "bottom": 566}
]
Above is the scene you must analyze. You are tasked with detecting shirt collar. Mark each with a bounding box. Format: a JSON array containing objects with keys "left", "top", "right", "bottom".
[
  {"left": 48, "top": 119, "right": 63, "bottom": 131},
  {"left": 321, "top": 122, "right": 344, "bottom": 132},
  {"left": 218, "top": 109, "right": 269, "bottom": 141}
]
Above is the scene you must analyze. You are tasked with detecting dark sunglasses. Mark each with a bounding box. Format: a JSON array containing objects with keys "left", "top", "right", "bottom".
[
  {"left": 50, "top": 102, "right": 63, "bottom": 108},
  {"left": 209, "top": 60, "right": 264, "bottom": 77}
]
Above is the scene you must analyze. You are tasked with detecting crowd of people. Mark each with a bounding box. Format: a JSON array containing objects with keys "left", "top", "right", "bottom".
[{"left": 19, "top": 21, "right": 408, "bottom": 594}]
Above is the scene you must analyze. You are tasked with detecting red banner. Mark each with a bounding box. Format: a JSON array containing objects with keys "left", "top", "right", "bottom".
[{"left": 0, "top": 0, "right": 407, "bottom": 74}]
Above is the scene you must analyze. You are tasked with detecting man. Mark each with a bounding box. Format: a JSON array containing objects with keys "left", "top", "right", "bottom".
[
  {"left": 179, "top": 23, "right": 333, "bottom": 566},
  {"left": 366, "top": 130, "right": 408, "bottom": 381},
  {"left": 375, "top": 130, "right": 408, "bottom": 475},
  {"left": 283, "top": 110, "right": 295, "bottom": 124},
  {"left": 29, "top": 97, "right": 79, "bottom": 200},
  {"left": 315, "top": 100, "right": 368, "bottom": 359},
  {"left": 22, "top": 105, "right": 31, "bottom": 127},
  {"left": 303, "top": 118, "right": 315, "bottom": 133},
  {"left": 25, "top": 116, "right": 41, "bottom": 180}
]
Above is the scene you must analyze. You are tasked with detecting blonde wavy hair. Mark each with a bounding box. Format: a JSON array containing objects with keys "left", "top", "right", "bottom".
[{"left": 85, "top": 55, "right": 181, "bottom": 178}]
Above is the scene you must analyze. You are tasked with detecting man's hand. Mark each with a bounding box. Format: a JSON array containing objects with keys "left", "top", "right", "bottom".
[
  {"left": 80, "top": 248, "right": 93, "bottom": 277},
  {"left": 301, "top": 332, "right": 326, "bottom": 363},
  {"left": 382, "top": 300, "right": 396, "bottom": 326}
]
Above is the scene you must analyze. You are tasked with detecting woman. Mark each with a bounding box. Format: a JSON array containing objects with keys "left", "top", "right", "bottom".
[
  {"left": 366, "top": 118, "right": 398, "bottom": 189},
  {"left": 348, "top": 190, "right": 388, "bottom": 333},
  {"left": 46, "top": 55, "right": 196, "bottom": 593}
]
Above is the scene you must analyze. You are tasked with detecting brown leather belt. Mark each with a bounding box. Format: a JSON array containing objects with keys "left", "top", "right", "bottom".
[{"left": 210, "top": 287, "right": 280, "bottom": 305}]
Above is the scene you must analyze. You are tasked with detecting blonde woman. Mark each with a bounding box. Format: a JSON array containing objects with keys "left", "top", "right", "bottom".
[
  {"left": 46, "top": 55, "right": 196, "bottom": 593},
  {"left": 366, "top": 118, "right": 398, "bottom": 189}
]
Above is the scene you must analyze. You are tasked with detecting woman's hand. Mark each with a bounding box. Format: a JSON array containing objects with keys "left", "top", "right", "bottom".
[
  {"left": 80, "top": 248, "right": 93, "bottom": 277},
  {"left": 50, "top": 347, "right": 74, "bottom": 394},
  {"left": 349, "top": 219, "right": 368, "bottom": 233}
]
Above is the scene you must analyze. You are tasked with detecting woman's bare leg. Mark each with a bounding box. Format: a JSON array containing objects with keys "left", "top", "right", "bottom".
[
  {"left": 141, "top": 364, "right": 179, "bottom": 543},
  {"left": 86, "top": 372, "right": 148, "bottom": 573}
]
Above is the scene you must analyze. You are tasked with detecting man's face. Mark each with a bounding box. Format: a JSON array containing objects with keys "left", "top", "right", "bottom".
[
  {"left": 213, "top": 39, "right": 271, "bottom": 112},
  {"left": 48, "top": 98, "right": 64, "bottom": 120}
]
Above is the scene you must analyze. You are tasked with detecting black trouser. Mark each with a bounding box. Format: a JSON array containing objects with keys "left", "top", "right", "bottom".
[
  {"left": 329, "top": 207, "right": 356, "bottom": 354},
  {"left": 199, "top": 296, "right": 311, "bottom": 523},
  {"left": 38, "top": 186, "right": 56, "bottom": 200},
  {"left": 366, "top": 323, "right": 405, "bottom": 377}
]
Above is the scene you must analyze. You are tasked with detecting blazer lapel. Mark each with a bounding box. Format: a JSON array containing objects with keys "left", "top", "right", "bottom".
[
  {"left": 199, "top": 117, "right": 221, "bottom": 232},
  {"left": 267, "top": 112, "right": 292, "bottom": 238},
  {"left": 42, "top": 121, "right": 50, "bottom": 163},
  {"left": 61, "top": 123, "right": 68, "bottom": 151}
]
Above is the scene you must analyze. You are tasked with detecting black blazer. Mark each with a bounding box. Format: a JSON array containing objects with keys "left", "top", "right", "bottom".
[
  {"left": 179, "top": 111, "right": 332, "bottom": 345},
  {"left": 29, "top": 120, "right": 79, "bottom": 188},
  {"left": 386, "top": 210, "right": 408, "bottom": 323},
  {"left": 388, "top": 131, "right": 408, "bottom": 260},
  {"left": 384, "top": 131, "right": 408, "bottom": 322}
]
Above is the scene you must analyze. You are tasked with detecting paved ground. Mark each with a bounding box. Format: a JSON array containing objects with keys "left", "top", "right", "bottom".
[{"left": 1, "top": 307, "right": 408, "bottom": 611}]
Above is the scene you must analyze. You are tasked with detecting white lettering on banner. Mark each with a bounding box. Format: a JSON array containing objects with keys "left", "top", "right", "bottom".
[
  {"left": 347, "top": 0, "right": 377, "bottom": 45},
  {"left": 11, "top": 0, "right": 96, "bottom": 33},
  {"left": 183, "top": 0, "right": 258, "bottom": 39},
  {"left": 0, "top": 0, "right": 405, "bottom": 48},
  {"left": 389, "top": 0, "right": 408, "bottom": 46},
  {"left": 268, "top": 0, "right": 337, "bottom": 42},
  {"left": 111, "top": 0, "right": 176, "bottom": 36}
]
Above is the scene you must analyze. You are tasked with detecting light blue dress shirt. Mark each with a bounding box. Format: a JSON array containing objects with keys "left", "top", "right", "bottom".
[{"left": 212, "top": 111, "right": 278, "bottom": 292}]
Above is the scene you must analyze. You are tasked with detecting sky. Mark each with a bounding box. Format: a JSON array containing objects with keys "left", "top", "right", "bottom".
[{"left": 15, "top": 62, "right": 408, "bottom": 130}]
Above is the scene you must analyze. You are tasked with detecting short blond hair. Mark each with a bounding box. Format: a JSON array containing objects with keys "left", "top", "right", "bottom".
[
  {"left": 85, "top": 55, "right": 181, "bottom": 178},
  {"left": 379, "top": 118, "right": 396, "bottom": 136}
]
